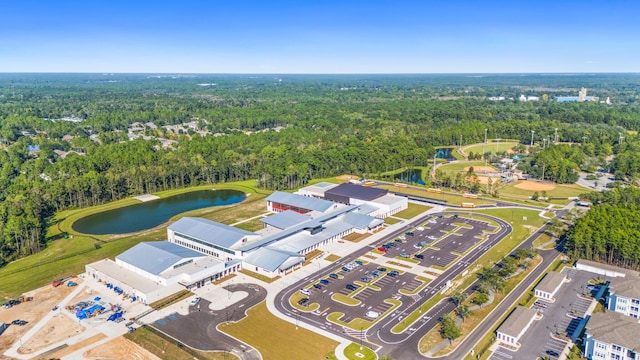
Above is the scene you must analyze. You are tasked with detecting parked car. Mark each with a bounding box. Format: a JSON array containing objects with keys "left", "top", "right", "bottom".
[
  {"left": 413, "top": 244, "right": 422, "bottom": 249},
  {"left": 360, "top": 277, "right": 370, "bottom": 283},
  {"left": 371, "top": 271, "right": 380, "bottom": 277},
  {"left": 394, "top": 238, "right": 403, "bottom": 243},
  {"left": 342, "top": 266, "right": 351, "bottom": 272},
  {"left": 377, "top": 247, "right": 387, "bottom": 253},
  {"left": 346, "top": 284, "right": 358, "bottom": 291},
  {"left": 300, "top": 288, "right": 311, "bottom": 296},
  {"left": 354, "top": 260, "right": 363, "bottom": 265},
  {"left": 405, "top": 231, "right": 414, "bottom": 236},
  {"left": 320, "top": 279, "right": 329, "bottom": 285},
  {"left": 329, "top": 273, "right": 339, "bottom": 279},
  {"left": 400, "top": 253, "right": 409, "bottom": 258},
  {"left": 190, "top": 297, "right": 201, "bottom": 306},
  {"left": 377, "top": 267, "right": 387, "bottom": 272},
  {"left": 298, "top": 298, "right": 310, "bottom": 306},
  {"left": 365, "top": 311, "right": 380, "bottom": 319},
  {"left": 415, "top": 254, "right": 424, "bottom": 259},
  {"left": 313, "top": 283, "right": 322, "bottom": 289},
  {"left": 11, "top": 320, "right": 27, "bottom": 326},
  {"left": 387, "top": 271, "right": 399, "bottom": 277}
]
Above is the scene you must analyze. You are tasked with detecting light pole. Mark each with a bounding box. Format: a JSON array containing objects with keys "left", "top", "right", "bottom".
[
  {"left": 484, "top": 128, "right": 488, "bottom": 143},
  {"left": 554, "top": 128, "right": 558, "bottom": 143},
  {"left": 530, "top": 130, "right": 535, "bottom": 146}
]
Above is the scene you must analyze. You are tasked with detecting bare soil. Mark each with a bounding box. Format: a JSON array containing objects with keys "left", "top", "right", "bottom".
[
  {"left": 514, "top": 180, "right": 556, "bottom": 191},
  {"left": 0, "top": 279, "right": 81, "bottom": 354},
  {"left": 464, "top": 166, "right": 498, "bottom": 173},
  {"left": 83, "top": 336, "right": 161, "bottom": 360},
  {"left": 17, "top": 313, "right": 85, "bottom": 354}
]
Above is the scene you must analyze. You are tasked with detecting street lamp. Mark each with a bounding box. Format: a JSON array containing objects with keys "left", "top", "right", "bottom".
[
  {"left": 531, "top": 130, "right": 535, "bottom": 146},
  {"left": 484, "top": 128, "right": 488, "bottom": 143}
]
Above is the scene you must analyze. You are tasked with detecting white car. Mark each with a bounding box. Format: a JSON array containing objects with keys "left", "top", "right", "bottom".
[
  {"left": 365, "top": 311, "right": 380, "bottom": 319},
  {"left": 416, "top": 226, "right": 424, "bottom": 231},
  {"left": 300, "top": 289, "right": 311, "bottom": 296},
  {"left": 190, "top": 297, "right": 201, "bottom": 306}
]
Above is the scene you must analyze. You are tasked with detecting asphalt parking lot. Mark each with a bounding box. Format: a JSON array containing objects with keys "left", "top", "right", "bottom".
[
  {"left": 377, "top": 215, "right": 493, "bottom": 269},
  {"left": 293, "top": 214, "right": 496, "bottom": 329},
  {"left": 492, "top": 267, "right": 597, "bottom": 360}
]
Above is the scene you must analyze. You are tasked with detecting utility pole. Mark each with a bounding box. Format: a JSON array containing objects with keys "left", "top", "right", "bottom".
[
  {"left": 530, "top": 130, "right": 535, "bottom": 146},
  {"left": 484, "top": 128, "right": 488, "bottom": 143}
]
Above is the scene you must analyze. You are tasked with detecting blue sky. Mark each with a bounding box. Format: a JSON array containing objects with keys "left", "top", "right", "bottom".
[{"left": 0, "top": 0, "right": 637, "bottom": 73}]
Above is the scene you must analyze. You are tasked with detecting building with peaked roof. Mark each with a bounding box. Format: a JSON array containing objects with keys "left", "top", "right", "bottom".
[
  {"left": 535, "top": 271, "right": 567, "bottom": 301},
  {"left": 85, "top": 241, "right": 241, "bottom": 303},
  {"left": 260, "top": 210, "right": 310, "bottom": 230},
  {"left": 243, "top": 247, "right": 305, "bottom": 278},
  {"left": 296, "top": 181, "right": 339, "bottom": 198},
  {"left": 266, "top": 191, "right": 339, "bottom": 214},
  {"left": 496, "top": 306, "right": 539, "bottom": 346},
  {"left": 575, "top": 260, "right": 640, "bottom": 319},
  {"left": 167, "top": 217, "right": 260, "bottom": 261},
  {"left": 583, "top": 312, "right": 640, "bottom": 360}
]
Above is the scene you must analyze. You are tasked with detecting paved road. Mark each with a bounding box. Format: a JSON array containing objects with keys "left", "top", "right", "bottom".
[
  {"left": 152, "top": 283, "right": 266, "bottom": 360},
  {"left": 274, "top": 212, "right": 513, "bottom": 359}
]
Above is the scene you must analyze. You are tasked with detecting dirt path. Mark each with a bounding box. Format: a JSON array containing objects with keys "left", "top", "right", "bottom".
[
  {"left": 17, "top": 313, "right": 85, "bottom": 354},
  {"left": 83, "top": 336, "right": 160, "bottom": 360}
]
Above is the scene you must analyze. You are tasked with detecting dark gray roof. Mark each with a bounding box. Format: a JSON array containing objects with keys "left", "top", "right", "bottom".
[
  {"left": 610, "top": 274, "right": 640, "bottom": 299},
  {"left": 267, "top": 191, "right": 335, "bottom": 212},
  {"left": 243, "top": 247, "right": 304, "bottom": 272},
  {"left": 168, "top": 217, "right": 257, "bottom": 249},
  {"left": 535, "top": 271, "right": 566, "bottom": 294},
  {"left": 116, "top": 241, "right": 206, "bottom": 275},
  {"left": 496, "top": 306, "right": 538, "bottom": 338},
  {"left": 587, "top": 312, "right": 640, "bottom": 350},
  {"left": 324, "top": 183, "right": 388, "bottom": 201},
  {"left": 260, "top": 211, "right": 310, "bottom": 229}
]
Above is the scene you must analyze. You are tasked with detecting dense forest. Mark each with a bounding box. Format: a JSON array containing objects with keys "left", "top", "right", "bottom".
[
  {"left": 565, "top": 187, "right": 640, "bottom": 270},
  {"left": 1, "top": 73, "right": 640, "bottom": 266}
]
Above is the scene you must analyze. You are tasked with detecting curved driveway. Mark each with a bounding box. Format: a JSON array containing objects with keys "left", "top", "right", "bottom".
[{"left": 274, "top": 212, "right": 514, "bottom": 359}]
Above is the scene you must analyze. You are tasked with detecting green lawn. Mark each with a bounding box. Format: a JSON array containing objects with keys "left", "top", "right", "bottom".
[
  {"left": 437, "top": 161, "right": 496, "bottom": 173},
  {"left": 462, "top": 141, "right": 519, "bottom": 157},
  {"left": 344, "top": 343, "right": 377, "bottom": 360},
  {"left": 394, "top": 203, "right": 433, "bottom": 219},
  {"left": 379, "top": 185, "right": 496, "bottom": 206},
  {"left": 384, "top": 217, "right": 402, "bottom": 225},
  {"left": 219, "top": 302, "right": 339, "bottom": 360}
]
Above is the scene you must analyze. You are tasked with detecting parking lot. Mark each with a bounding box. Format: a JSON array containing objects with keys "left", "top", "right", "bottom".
[
  {"left": 291, "top": 214, "right": 497, "bottom": 330},
  {"left": 493, "top": 267, "right": 597, "bottom": 360},
  {"left": 376, "top": 215, "right": 494, "bottom": 269}
]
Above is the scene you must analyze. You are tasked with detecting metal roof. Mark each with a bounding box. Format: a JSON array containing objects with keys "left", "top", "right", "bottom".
[
  {"left": 324, "top": 183, "right": 388, "bottom": 201},
  {"left": 275, "top": 220, "right": 353, "bottom": 253},
  {"left": 238, "top": 205, "right": 357, "bottom": 252},
  {"left": 342, "top": 212, "right": 382, "bottom": 229},
  {"left": 353, "top": 203, "right": 379, "bottom": 215},
  {"left": 535, "top": 271, "right": 566, "bottom": 294},
  {"left": 260, "top": 210, "right": 310, "bottom": 230},
  {"left": 243, "top": 247, "right": 304, "bottom": 272},
  {"left": 496, "top": 306, "right": 538, "bottom": 338},
  {"left": 168, "top": 217, "right": 257, "bottom": 249},
  {"left": 267, "top": 191, "right": 335, "bottom": 212},
  {"left": 116, "top": 241, "right": 206, "bottom": 275},
  {"left": 587, "top": 312, "right": 640, "bottom": 350}
]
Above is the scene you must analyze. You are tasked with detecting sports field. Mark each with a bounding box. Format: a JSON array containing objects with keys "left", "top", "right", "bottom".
[
  {"left": 461, "top": 141, "right": 520, "bottom": 156},
  {"left": 500, "top": 180, "right": 591, "bottom": 204}
]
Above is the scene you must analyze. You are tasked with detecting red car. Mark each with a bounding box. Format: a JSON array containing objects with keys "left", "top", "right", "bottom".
[{"left": 377, "top": 247, "right": 387, "bottom": 252}]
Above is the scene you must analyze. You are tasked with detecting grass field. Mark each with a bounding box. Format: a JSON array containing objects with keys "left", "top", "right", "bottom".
[
  {"left": 499, "top": 180, "right": 591, "bottom": 205},
  {"left": 379, "top": 185, "right": 496, "bottom": 206},
  {"left": 343, "top": 343, "right": 376, "bottom": 360},
  {"left": 0, "top": 181, "right": 267, "bottom": 298},
  {"left": 462, "top": 141, "right": 519, "bottom": 157},
  {"left": 394, "top": 203, "right": 432, "bottom": 219},
  {"left": 219, "top": 302, "right": 338, "bottom": 360},
  {"left": 436, "top": 161, "right": 493, "bottom": 173},
  {"left": 125, "top": 325, "right": 229, "bottom": 360},
  {"left": 384, "top": 217, "right": 402, "bottom": 225}
]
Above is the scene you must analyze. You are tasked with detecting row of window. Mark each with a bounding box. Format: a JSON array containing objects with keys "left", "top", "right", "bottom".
[
  {"left": 174, "top": 238, "right": 220, "bottom": 258},
  {"left": 174, "top": 232, "right": 235, "bottom": 255}
]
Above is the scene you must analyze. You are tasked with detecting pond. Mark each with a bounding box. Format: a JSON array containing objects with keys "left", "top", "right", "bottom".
[
  {"left": 395, "top": 168, "right": 426, "bottom": 185},
  {"left": 435, "top": 147, "right": 456, "bottom": 160},
  {"left": 72, "top": 189, "right": 246, "bottom": 235}
]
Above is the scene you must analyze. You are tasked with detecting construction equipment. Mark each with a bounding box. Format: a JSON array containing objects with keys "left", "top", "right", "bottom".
[{"left": 18, "top": 295, "right": 33, "bottom": 302}]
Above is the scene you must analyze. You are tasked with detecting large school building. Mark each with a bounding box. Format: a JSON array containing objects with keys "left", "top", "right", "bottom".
[{"left": 86, "top": 183, "right": 408, "bottom": 303}]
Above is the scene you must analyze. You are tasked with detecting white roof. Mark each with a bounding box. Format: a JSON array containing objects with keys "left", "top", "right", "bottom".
[
  {"left": 260, "top": 211, "right": 310, "bottom": 229},
  {"left": 267, "top": 191, "right": 336, "bottom": 212},
  {"left": 116, "top": 241, "right": 206, "bottom": 275},
  {"left": 243, "top": 247, "right": 304, "bottom": 272},
  {"left": 168, "top": 217, "right": 257, "bottom": 249}
]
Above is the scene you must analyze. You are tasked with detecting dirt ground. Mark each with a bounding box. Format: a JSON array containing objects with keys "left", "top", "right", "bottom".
[
  {"left": 83, "top": 336, "right": 161, "bottom": 360},
  {"left": 0, "top": 279, "right": 82, "bottom": 354},
  {"left": 464, "top": 166, "right": 498, "bottom": 173},
  {"left": 514, "top": 180, "right": 556, "bottom": 191},
  {"left": 17, "top": 313, "right": 85, "bottom": 354},
  {"left": 465, "top": 175, "right": 501, "bottom": 185}
]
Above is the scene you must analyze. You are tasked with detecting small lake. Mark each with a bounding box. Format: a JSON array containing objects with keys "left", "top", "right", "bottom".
[
  {"left": 395, "top": 169, "right": 426, "bottom": 185},
  {"left": 72, "top": 189, "right": 246, "bottom": 235}
]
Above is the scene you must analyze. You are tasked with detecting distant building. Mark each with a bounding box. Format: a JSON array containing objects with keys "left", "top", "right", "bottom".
[
  {"left": 583, "top": 312, "right": 640, "bottom": 360},
  {"left": 557, "top": 87, "right": 599, "bottom": 102},
  {"left": 519, "top": 94, "right": 539, "bottom": 102}
]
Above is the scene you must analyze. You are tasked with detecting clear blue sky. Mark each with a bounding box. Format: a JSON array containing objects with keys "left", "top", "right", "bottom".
[{"left": 1, "top": 0, "right": 637, "bottom": 73}]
